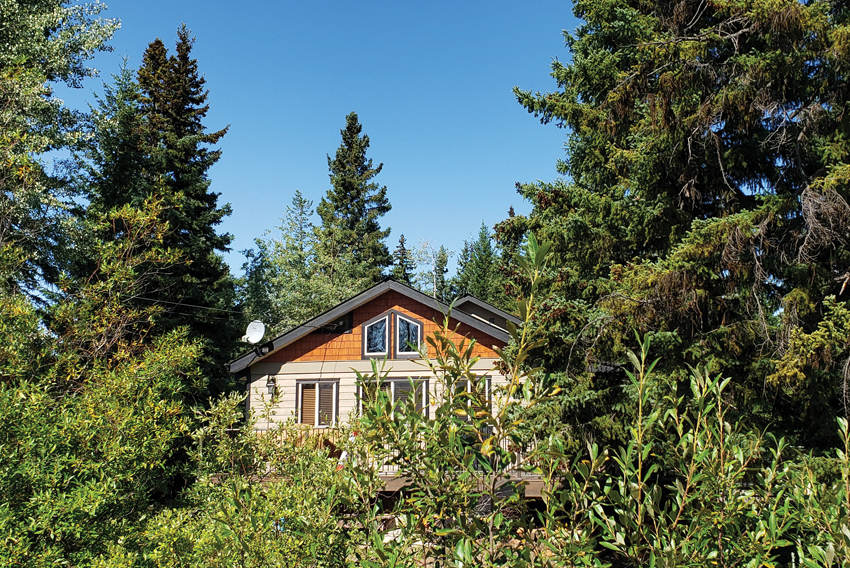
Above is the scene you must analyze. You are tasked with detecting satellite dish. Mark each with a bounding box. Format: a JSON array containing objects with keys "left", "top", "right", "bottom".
[{"left": 242, "top": 320, "right": 266, "bottom": 344}]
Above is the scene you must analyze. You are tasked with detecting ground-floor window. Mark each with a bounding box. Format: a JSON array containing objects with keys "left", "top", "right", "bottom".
[
  {"left": 297, "top": 380, "right": 338, "bottom": 427},
  {"left": 359, "top": 378, "right": 429, "bottom": 417},
  {"left": 455, "top": 377, "right": 492, "bottom": 418}
]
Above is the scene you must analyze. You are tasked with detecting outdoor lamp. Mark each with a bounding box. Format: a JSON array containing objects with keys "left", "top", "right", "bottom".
[{"left": 266, "top": 377, "right": 276, "bottom": 396}]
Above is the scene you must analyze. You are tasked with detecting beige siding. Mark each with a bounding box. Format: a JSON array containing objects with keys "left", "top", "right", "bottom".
[{"left": 247, "top": 357, "right": 507, "bottom": 430}]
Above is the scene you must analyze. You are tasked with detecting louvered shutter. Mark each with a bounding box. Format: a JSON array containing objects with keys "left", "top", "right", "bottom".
[
  {"left": 300, "top": 384, "right": 316, "bottom": 426},
  {"left": 394, "top": 380, "right": 425, "bottom": 412},
  {"left": 318, "top": 383, "right": 334, "bottom": 426}
]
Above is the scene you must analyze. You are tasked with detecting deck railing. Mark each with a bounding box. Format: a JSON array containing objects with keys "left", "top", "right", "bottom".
[{"left": 292, "top": 427, "right": 537, "bottom": 478}]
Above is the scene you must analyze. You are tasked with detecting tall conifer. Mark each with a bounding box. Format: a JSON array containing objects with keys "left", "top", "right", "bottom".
[
  {"left": 134, "top": 25, "right": 237, "bottom": 394},
  {"left": 434, "top": 246, "right": 450, "bottom": 301},
  {"left": 391, "top": 234, "right": 415, "bottom": 286},
  {"left": 503, "top": 0, "right": 850, "bottom": 451},
  {"left": 317, "top": 112, "right": 391, "bottom": 285}
]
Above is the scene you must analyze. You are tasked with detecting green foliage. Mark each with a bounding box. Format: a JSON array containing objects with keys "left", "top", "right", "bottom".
[
  {"left": 0, "top": 202, "right": 199, "bottom": 566},
  {"left": 412, "top": 241, "right": 452, "bottom": 300},
  {"left": 391, "top": 234, "right": 416, "bottom": 286},
  {"left": 317, "top": 112, "right": 392, "bottom": 284},
  {"left": 452, "top": 222, "right": 508, "bottom": 308},
  {"left": 105, "top": 393, "right": 381, "bottom": 568},
  {"left": 355, "top": 233, "right": 554, "bottom": 567},
  {"left": 78, "top": 26, "right": 240, "bottom": 394},
  {"left": 433, "top": 245, "right": 450, "bottom": 301},
  {"left": 241, "top": 190, "right": 370, "bottom": 336},
  {"left": 500, "top": 0, "right": 850, "bottom": 452},
  {"left": 0, "top": 0, "right": 117, "bottom": 293}
]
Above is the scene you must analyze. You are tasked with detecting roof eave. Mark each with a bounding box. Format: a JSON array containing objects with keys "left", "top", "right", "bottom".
[{"left": 227, "top": 280, "right": 510, "bottom": 374}]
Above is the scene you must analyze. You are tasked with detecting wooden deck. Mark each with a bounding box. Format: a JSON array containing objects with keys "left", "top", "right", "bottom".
[{"left": 291, "top": 427, "right": 548, "bottom": 498}]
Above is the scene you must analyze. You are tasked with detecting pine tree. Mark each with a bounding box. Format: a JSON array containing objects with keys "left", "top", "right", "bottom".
[
  {"left": 133, "top": 26, "right": 237, "bottom": 394},
  {"left": 317, "top": 112, "right": 392, "bottom": 285},
  {"left": 391, "top": 234, "right": 415, "bottom": 286}
]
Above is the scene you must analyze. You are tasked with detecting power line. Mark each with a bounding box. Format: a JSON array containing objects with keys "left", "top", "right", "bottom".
[{"left": 129, "top": 296, "right": 243, "bottom": 315}]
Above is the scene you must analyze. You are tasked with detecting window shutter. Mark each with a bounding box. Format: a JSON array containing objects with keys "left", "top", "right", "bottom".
[
  {"left": 318, "top": 383, "right": 334, "bottom": 426},
  {"left": 301, "top": 384, "right": 316, "bottom": 426},
  {"left": 394, "top": 380, "right": 425, "bottom": 412},
  {"left": 394, "top": 381, "right": 412, "bottom": 406}
]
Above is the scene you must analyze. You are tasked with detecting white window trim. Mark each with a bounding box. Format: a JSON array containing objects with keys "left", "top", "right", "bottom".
[
  {"left": 296, "top": 380, "right": 339, "bottom": 428},
  {"left": 363, "top": 315, "right": 390, "bottom": 357},
  {"left": 358, "top": 378, "right": 429, "bottom": 418},
  {"left": 395, "top": 314, "right": 422, "bottom": 355},
  {"left": 458, "top": 376, "right": 492, "bottom": 413}
]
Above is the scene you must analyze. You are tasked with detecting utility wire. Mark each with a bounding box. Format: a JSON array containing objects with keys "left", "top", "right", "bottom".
[{"left": 129, "top": 295, "right": 243, "bottom": 315}]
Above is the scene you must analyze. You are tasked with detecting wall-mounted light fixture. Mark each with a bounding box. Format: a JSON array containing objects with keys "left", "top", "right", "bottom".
[{"left": 266, "top": 377, "right": 277, "bottom": 396}]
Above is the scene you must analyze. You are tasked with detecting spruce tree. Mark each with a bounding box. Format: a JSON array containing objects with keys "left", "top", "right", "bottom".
[
  {"left": 503, "top": 0, "right": 850, "bottom": 451},
  {"left": 453, "top": 222, "right": 504, "bottom": 306},
  {"left": 317, "top": 112, "right": 392, "bottom": 285},
  {"left": 133, "top": 26, "right": 237, "bottom": 394},
  {"left": 391, "top": 234, "right": 415, "bottom": 286},
  {"left": 84, "top": 63, "right": 152, "bottom": 214},
  {"left": 451, "top": 242, "right": 472, "bottom": 299},
  {"left": 434, "top": 246, "right": 450, "bottom": 301}
]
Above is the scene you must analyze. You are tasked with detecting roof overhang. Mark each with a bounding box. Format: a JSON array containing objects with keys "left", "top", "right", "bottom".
[
  {"left": 453, "top": 295, "right": 522, "bottom": 326},
  {"left": 227, "top": 280, "right": 511, "bottom": 374}
]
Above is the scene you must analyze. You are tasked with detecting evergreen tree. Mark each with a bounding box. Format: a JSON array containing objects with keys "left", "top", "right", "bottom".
[
  {"left": 452, "top": 222, "right": 505, "bottom": 306},
  {"left": 242, "top": 191, "right": 369, "bottom": 336},
  {"left": 467, "top": 222, "right": 498, "bottom": 301},
  {"left": 317, "top": 112, "right": 392, "bottom": 284},
  {"left": 391, "top": 234, "right": 415, "bottom": 286},
  {"left": 434, "top": 246, "right": 450, "bottom": 301},
  {"left": 130, "top": 26, "right": 237, "bottom": 394},
  {"left": 86, "top": 63, "right": 150, "bottom": 213},
  {"left": 502, "top": 0, "right": 850, "bottom": 451},
  {"left": 451, "top": 241, "right": 472, "bottom": 299}
]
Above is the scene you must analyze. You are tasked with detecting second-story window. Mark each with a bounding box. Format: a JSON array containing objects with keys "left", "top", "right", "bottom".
[
  {"left": 396, "top": 314, "right": 422, "bottom": 356},
  {"left": 362, "top": 310, "right": 424, "bottom": 359},
  {"left": 364, "top": 316, "right": 388, "bottom": 356}
]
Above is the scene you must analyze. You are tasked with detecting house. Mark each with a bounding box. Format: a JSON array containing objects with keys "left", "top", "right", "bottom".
[{"left": 228, "top": 278, "right": 520, "bottom": 433}]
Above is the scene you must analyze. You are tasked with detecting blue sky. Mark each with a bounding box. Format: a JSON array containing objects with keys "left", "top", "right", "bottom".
[{"left": 56, "top": 0, "right": 580, "bottom": 275}]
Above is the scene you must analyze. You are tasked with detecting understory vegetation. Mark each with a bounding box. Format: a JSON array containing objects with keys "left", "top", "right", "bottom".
[{"left": 3, "top": 0, "right": 850, "bottom": 565}]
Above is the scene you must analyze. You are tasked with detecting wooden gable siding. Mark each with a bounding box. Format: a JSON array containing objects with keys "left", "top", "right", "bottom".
[{"left": 265, "top": 289, "right": 503, "bottom": 363}]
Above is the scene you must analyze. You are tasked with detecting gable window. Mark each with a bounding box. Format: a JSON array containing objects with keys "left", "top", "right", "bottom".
[
  {"left": 362, "top": 310, "right": 425, "bottom": 359},
  {"left": 363, "top": 316, "right": 388, "bottom": 356},
  {"left": 395, "top": 314, "right": 422, "bottom": 357},
  {"left": 297, "top": 380, "right": 338, "bottom": 427}
]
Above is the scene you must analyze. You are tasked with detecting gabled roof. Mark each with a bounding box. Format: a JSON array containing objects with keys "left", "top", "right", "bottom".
[
  {"left": 228, "top": 278, "right": 514, "bottom": 374},
  {"left": 453, "top": 295, "right": 522, "bottom": 326}
]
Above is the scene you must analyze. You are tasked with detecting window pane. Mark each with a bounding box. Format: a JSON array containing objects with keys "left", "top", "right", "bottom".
[
  {"left": 398, "top": 318, "right": 420, "bottom": 353},
  {"left": 394, "top": 381, "right": 412, "bottom": 404},
  {"left": 365, "top": 319, "right": 387, "bottom": 353},
  {"left": 394, "top": 380, "right": 424, "bottom": 412},
  {"left": 318, "top": 383, "right": 334, "bottom": 426},
  {"left": 300, "top": 384, "right": 316, "bottom": 426}
]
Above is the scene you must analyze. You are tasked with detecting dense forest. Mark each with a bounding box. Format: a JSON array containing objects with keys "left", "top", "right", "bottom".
[{"left": 2, "top": 0, "right": 850, "bottom": 566}]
